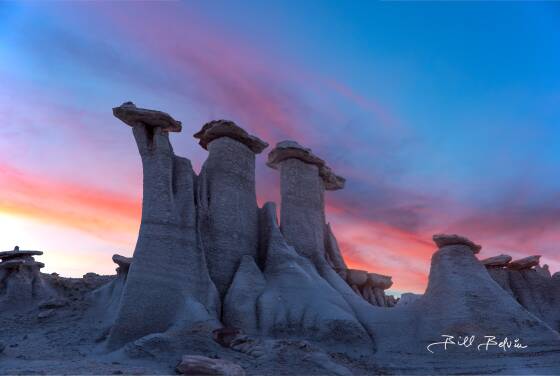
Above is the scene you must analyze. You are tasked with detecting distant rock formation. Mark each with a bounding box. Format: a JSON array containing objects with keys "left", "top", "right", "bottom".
[
  {"left": 481, "top": 253, "right": 560, "bottom": 332},
  {"left": 335, "top": 267, "right": 398, "bottom": 307},
  {"left": 480, "top": 254, "right": 512, "bottom": 267},
  {"left": 0, "top": 247, "right": 53, "bottom": 306},
  {"left": 365, "top": 234, "right": 560, "bottom": 373}
]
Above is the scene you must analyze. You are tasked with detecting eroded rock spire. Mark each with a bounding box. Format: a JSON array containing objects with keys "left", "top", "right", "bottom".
[
  {"left": 107, "top": 102, "right": 219, "bottom": 349},
  {"left": 195, "top": 120, "right": 268, "bottom": 298},
  {"left": 267, "top": 141, "right": 344, "bottom": 264}
]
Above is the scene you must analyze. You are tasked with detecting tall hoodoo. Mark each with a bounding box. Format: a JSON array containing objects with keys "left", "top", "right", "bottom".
[
  {"left": 267, "top": 141, "right": 345, "bottom": 264},
  {"left": 107, "top": 102, "right": 218, "bottom": 349},
  {"left": 194, "top": 120, "right": 268, "bottom": 297}
]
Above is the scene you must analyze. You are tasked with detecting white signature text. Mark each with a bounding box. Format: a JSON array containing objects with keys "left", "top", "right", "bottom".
[{"left": 426, "top": 335, "right": 528, "bottom": 354}]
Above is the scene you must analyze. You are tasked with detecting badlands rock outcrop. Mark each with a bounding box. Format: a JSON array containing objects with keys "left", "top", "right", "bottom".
[
  {"left": 195, "top": 120, "right": 267, "bottom": 297},
  {"left": 0, "top": 247, "right": 53, "bottom": 306},
  {"left": 334, "top": 268, "right": 397, "bottom": 307},
  {"left": 481, "top": 253, "right": 560, "bottom": 333},
  {"left": 103, "top": 103, "right": 560, "bottom": 372},
  {"left": 1, "top": 102, "right": 559, "bottom": 375},
  {"left": 107, "top": 103, "right": 220, "bottom": 349},
  {"left": 480, "top": 254, "right": 512, "bottom": 267},
  {"left": 266, "top": 141, "right": 342, "bottom": 264},
  {"left": 365, "top": 235, "right": 560, "bottom": 373}
]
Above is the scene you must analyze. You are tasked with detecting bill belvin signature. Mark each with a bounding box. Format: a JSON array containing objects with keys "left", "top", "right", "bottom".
[{"left": 427, "top": 335, "right": 528, "bottom": 354}]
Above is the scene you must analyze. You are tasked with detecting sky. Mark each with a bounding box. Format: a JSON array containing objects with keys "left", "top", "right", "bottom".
[{"left": 1, "top": 1, "right": 559, "bottom": 294}]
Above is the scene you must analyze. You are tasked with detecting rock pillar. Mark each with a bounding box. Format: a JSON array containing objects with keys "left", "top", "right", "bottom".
[
  {"left": 267, "top": 141, "right": 345, "bottom": 263},
  {"left": 0, "top": 248, "right": 50, "bottom": 306},
  {"left": 194, "top": 120, "right": 268, "bottom": 298},
  {"left": 108, "top": 102, "right": 218, "bottom": 349}
]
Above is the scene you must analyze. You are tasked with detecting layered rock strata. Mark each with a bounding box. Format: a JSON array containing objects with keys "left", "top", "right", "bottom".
[
  {"left": 365, "top": 234, "right": 560, "bottom": 373},
  {"left": 266, "top": 141, "right": 344, "bottom": 264},
  {"left": 223, "top": 202, "right": 372, "bottom": 349},
  {"left": 0, "top": 246, "right": 52, "bottom": 306},
  {"left": 334, "top": 268, "right": 398, "bottom": 307},
  {"left": 107, "top": 102, "right": 220, "bottom": 349},
  {"left": 195, "top": 120, "right": 268, "bottom": 297},
  {"left": 482, "top": 253, "right": 560, "bottom": 332},
  {"left": 93, "top": 103, "right": 560, "bottom": 373}
]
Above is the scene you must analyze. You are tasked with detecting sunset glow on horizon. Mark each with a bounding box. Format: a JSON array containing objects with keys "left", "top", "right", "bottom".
[{"left": 1, "top": 2, "right": 560, "bottom": 294}]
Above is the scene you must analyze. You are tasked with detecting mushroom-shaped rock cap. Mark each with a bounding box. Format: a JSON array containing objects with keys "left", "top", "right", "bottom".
[
  {"left": 193, "top": 120, "right": 268, "bottom": 154},
  {"left": 367, "top": 272, "right": 393, "bottom": 289},
  {"left": 480, "top": 254, "right": 511, "bottom": 267},
  {"left": 346, "top": 268, "right": 368, "bottom": 286},
  {"left": 113, "top": 101, "right": 182, "bottom": 132},
  {"left": 0, "top": 250, "right": 43, "bottom": 260},
  {"left": 112, "top": 254, "right": 133, "bottom": 273},
  {"left": 480, "top": 254, "right": 512, "bottom": 267},
  {"left": 0, "top": 258, "right": 44, "bottom": 269},
  {"left": 432, "top": 233, "right": 482, "bottom": 254},
  {"left": 508, "top": 255, "right": 541, "bottom": 270},
  {"left": 267, "top": 140, "right": 346, "bottom": 191}
]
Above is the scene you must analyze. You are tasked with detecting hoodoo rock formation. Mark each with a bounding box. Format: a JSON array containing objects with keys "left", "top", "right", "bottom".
[
  {"left": 1, "top": 102, "right": 559, "bottom": 375},
  {"left": 195, "top": 120, "right": 267, "bottom": 297},
  {"left": 101, "top": 103, "right": 559, "bottom": 373},
  {"left": 334, "top": 268, "right": 398, "bottom": 307},
  {"left": 481, "top": 253, "right": 560, "bottom": 333},
  {"left": 0, "top": 247, "right": 51, "bottom": 305},
  {"left": 266, "top": 141, "right": 344, "bottom": 265},
  {"left": 107, "top": 103, "right": 220, "bottom": 350},
  {"left": 366, "top": 235, "right": 560, "bottom": 373}
]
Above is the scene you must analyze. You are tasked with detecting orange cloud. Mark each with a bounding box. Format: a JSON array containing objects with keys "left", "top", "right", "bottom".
[{"left": 0, "top": 162, "right": 140, "bottom": 244}]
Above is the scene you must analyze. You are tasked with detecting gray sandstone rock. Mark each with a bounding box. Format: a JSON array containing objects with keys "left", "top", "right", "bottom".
[
  {"left": 486, "top": 267, "right": 515, "bottom": 296},
  {"left": 536, "top": 264, "right": 552, "bottom": 278},
  {"left": 366, "top": 241, "right": 560, "bottom": 373},
  {"left": 267, "top": 140, "right": 345, "bottom": 191},
  {"left": 37, "top": 309, "right": 56, "bottom": 320},
  {"left": 0, "top": 247, "right": 54, "bottom": 307},
  {"left": 397, "top": 293, "right": 422, "bottom": 306},
  {"left": 508, "top": 255, "right": 541, "bottom": 270},
  {"left": 506, "top": 267, "right": 560, "bottom": 332},
  {"left": 222, "top": 255, "right": 266, "bottom": 333},
  {"left": 0, "top": 250, "right": 43, "bottom": 260},
  {"left": 39, "top": 298, "right": 68, "bottom": 309},
  {"left": 324, "top": 223, "right": 347, "bottom": 270},
  {"left": 347, "top": 269, "right": 368, "bottom": 286},
  {"left": 253, "top": 202, "right": 372, "bottom": 349},
  {"left": 271, "top": 156, "right": 327, "bottom": 263},
  {"left": 107, "top": 111, "right": 219, "bottom": 349},
  {"left": 367, "top": 272, "right": 392, "bottom": 289},
  {"left": 112, "top": 254, "right": 132, "bottom": 275},
  {"left": 175, "top": 355, "right": 245, "bottom": 376},
  {"left": 197, "top": 134, "right": 262, "bottom": 298}
]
